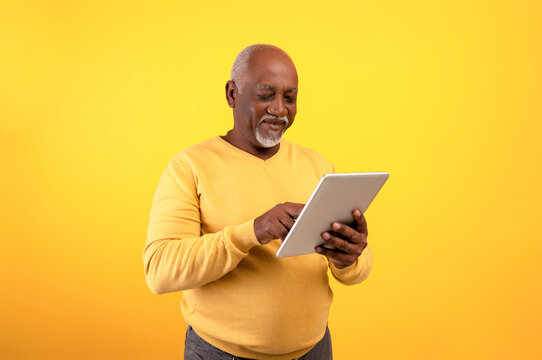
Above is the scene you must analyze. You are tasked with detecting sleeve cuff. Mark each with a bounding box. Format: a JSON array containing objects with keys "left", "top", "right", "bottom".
[
  {"left": 330, "top": 246, "right": 373, "bottom": 285},
  {"left": 225, "top": 218, "right": 260, "bottom": 253},
  {"left": 330, "top": 258, "right": 359, "bottom": 277}
]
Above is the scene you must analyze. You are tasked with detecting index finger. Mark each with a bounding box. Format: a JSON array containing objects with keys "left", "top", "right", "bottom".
[
  {"left": 353, "top": 208, "right": 368, "bottom": 235},
  {"left": 283, "top": 202, "right": 305, "bottom": 219}
]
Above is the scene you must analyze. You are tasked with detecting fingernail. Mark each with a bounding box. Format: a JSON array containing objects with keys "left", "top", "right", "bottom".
[
  {"left": 332, "top": 223, "right": 340, "bottom": 231},
  {"left": 322, "top": 232, "right": 330, "bottom": 239},
  {"left": 315, "top": 247, "right": 322, "bottom": 254}
]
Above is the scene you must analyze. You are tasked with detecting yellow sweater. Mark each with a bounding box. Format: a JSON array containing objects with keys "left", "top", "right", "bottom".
[{"left": 144, "top": 136, "right": 373, "bottom": 360}]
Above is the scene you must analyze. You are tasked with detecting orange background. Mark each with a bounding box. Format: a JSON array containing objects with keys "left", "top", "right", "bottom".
[{"left": 1, "top": 1, "right": 541, "bottom": 359}]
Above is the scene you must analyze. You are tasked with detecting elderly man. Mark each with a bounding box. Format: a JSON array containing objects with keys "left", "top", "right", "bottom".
[{"left": 144, "top": 44, "right": 373, "bottom": 360}]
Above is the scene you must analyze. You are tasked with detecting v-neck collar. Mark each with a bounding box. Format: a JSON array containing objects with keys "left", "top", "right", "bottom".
[{"left": 215, "top": 135, "right": 287, "bottom": 166}]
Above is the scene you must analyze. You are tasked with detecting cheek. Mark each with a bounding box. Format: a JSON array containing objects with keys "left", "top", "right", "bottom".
[
  {"left": 241, "top": 102, "right": 259, "bottom": 126},
  {"left": 250, "top": 103, "right": 267, "bottom": 119},
  {"left": 288, "top": 104, "right": 297, "bottom": 117}
]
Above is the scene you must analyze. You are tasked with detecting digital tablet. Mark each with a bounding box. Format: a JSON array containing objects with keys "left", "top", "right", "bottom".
[{"left": 276, "top": 172, "right": 389, "bottom": 258}]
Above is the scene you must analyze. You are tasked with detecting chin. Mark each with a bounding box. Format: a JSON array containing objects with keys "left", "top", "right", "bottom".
[{"left": 255, "top": 129, "right": 283, "bottom": 148}]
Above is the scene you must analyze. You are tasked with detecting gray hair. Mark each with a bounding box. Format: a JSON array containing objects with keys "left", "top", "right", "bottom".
[{"left": 230, "top": 44, "right": 286, "bottom": 93}]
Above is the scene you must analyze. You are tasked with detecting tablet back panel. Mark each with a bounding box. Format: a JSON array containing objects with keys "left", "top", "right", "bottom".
[{"left": 276, "top": 172, "right": 389, "bottom": 258}]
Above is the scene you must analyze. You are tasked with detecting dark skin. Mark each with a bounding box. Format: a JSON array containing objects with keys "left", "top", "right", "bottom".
[
  {"left": 223, "top": 46, "right": 369, "bottom": 269},
  {"left": 223, "top": 48, "right": 298, "bottom": 160},
  {"left": 315, "top": 209, "right": 369, "bottom": 269}
]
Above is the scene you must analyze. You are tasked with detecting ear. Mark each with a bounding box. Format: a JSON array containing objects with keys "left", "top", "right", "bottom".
[{"left": 225, "top": 80, "right": 237, "bottom": 108}]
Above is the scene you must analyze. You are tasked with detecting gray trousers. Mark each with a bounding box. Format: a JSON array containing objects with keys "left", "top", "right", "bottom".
[{"left": 184, "top": 325, "right": 332, "bottom": 360}]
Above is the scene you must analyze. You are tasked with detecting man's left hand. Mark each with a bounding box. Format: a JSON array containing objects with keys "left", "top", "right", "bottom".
[{"left": 315, "top": 208, "right": 368, "bottom": 269}]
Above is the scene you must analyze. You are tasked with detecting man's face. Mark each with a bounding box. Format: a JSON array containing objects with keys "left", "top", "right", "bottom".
[{"left": 233, "top": 51, "right": 298, "bottom": 149}]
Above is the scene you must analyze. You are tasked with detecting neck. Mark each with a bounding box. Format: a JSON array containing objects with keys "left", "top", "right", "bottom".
[{"left": 221, "top": 130, "right": 280, "bottom": 160}]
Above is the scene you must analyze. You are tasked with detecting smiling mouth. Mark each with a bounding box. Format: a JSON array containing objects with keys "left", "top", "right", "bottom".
[{"left": 261, "top": 120, "right": 286, "bottom": 131}]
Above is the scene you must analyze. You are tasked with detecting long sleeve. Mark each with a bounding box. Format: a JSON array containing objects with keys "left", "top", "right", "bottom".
[
  {"left": 143, "top": 157, "right": 260, "bottom": 295},
  {"left": 329, "top": 245, "right": 373, "bottom": 285},
  {"left": 141, "top": 137, "right": 377, "bottom": 359}
]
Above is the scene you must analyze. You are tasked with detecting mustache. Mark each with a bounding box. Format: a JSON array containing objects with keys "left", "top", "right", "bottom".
[{"left": 258, "top": 114, "right": 289, "bottom": 125}]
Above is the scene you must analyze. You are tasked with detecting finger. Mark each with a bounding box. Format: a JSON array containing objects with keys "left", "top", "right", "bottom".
[
  {"left": 330, "top": 222, "right": 363, "bottom": 244},
  {"left": 321, "top": 232, "right": 354, "bottom": 253},
  {"left": 264, "top": 218, "right": 286, "bottom": 240},
  {"left": 284, "top": 202, "right": 305, "bottom": 218},
  {"left": 315, "top": 246, "right": 339, "bottom": 257},
  {"left": 273, "top": 220, "right": 290, "bottom": 240},
  {"left": 320, "top": 232, "right": 339, "bottom": 250},
  {"left": 327, "top": 250, "right": 356, "bottom": 268},
  {"left": 353, "top": 208, "right": 368, "bottom": 235},
  {"left": 315, "top": 246, "right": 355, "bottom": 267},
  {"left": 278, "top": 213, "right": 295, "bottom": 231}
]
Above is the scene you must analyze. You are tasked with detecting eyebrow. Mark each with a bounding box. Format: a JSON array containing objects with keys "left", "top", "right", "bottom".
[{"left": 257, "top": 84, "right": 298, "bottom": 93}]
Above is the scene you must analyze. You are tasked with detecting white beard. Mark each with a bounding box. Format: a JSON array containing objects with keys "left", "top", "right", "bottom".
[{"left": 254, "top": 115, "right": 289, "bottom": 148}]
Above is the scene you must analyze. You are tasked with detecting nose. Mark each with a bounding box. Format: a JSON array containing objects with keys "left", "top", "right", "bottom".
[{"left": 267, "top": 97, "right": 288, "bottom": 117}]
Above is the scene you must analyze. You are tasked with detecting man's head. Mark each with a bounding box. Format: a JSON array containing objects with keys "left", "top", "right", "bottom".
[{"left": 225, "top": 44, "right": 298, "bottom": 149}]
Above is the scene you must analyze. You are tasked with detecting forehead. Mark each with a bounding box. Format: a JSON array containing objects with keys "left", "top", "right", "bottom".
[{"left": 246, "top": 51, "right": 298, "bottom": 90}]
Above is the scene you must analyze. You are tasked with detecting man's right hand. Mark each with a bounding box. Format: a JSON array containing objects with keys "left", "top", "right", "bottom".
[{"left": 254, "top": 202, "right": 305, "bottom": 245}]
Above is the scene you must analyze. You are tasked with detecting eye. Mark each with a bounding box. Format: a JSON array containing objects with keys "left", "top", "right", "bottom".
[
  {"left": 285, "top": 96, "right": 297, "bottom": 104},
  {"left": 258, "top": 94, "right": 273, "bottom": 101}
]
